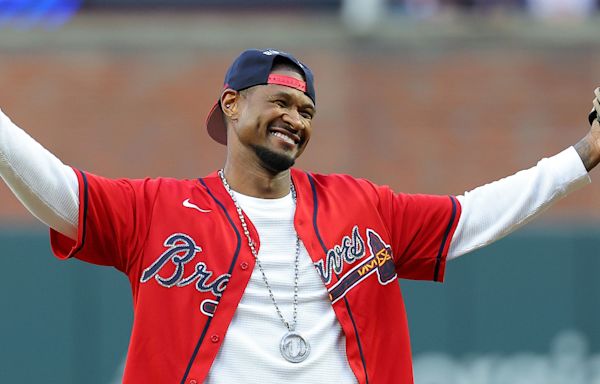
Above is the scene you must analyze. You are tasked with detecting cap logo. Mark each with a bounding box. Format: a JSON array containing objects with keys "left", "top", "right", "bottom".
[
  {"left": 262, "top": 49, "right": 281, "bottom": 56},
  {"left": 267, "top": 74, "right": 307, "bottom": 92}
]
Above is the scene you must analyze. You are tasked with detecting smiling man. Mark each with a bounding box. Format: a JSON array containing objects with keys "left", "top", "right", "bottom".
[
  {"left": 207, "top": 52, "right": 317, "bottom": 195},
  {"left": 1, "top": 48, "right": 600, "bottom": 384}
]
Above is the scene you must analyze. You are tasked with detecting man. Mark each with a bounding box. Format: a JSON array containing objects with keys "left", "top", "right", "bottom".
[{"left": 0, "top": 48, "right": 599, "bottom": 383}]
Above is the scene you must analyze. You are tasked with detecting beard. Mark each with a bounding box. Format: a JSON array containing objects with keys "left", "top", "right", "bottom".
[{"left": 251, "top": 144, "right": 296, "bottom": 173}]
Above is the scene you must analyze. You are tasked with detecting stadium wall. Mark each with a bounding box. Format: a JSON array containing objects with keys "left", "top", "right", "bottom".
[{"left": 1, "top": 13, "right": 600, "bottom": 383}]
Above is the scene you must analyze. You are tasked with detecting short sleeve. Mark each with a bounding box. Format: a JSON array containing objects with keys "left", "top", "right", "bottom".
[
  {"left": 379, "top": 186, "right": 461, "bottom": 282},
  {"left": 50, "top": 169, "right": 160, "bottom": 274}
]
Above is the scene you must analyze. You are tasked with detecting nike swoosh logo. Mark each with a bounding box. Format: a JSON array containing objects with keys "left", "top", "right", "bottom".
[{"left": 183, "top": 199, "right": 212, "bottom": 213}]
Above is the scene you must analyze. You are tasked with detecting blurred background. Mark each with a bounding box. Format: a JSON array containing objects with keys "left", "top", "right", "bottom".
[{"left": 1, "top": 0, "right": 600, "bottom": 383}]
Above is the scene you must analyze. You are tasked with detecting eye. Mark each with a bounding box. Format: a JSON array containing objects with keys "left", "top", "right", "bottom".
[
  {"left": 301, "top": 111, "right": 313, "bottom": 120},
  {"left": 273, "top": 99, "right": 287, "bottom": 108}
]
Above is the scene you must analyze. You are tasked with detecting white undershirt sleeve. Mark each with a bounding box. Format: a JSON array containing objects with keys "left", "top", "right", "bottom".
[
  {"left": 0, "top": 109, "right": 79, "bottom": 239},
  {"left": 448, "top": 147, "right": 591, "bottom": 259}
]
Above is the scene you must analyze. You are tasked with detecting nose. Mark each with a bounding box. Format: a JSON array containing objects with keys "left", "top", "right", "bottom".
[{"left": 281, "top": 108, "right": 304, "bottom": 132}]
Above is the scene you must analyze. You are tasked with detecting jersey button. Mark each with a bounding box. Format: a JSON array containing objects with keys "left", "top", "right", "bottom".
[
  {"left": 240, "top": 261, "right": 249, "bottom": 270},
  {"left": 211, "top": 334, "right": 220, "bottom": 343},
  {"left": 189, "top": 380, "right": 197, "bottom": 384}
]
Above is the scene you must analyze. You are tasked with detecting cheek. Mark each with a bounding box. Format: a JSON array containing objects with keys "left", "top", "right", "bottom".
[
  {"left": 302, "top": 125, "right": 313, "bottom": 143},
  {"left": 236, "top": 106, "right": 255, "bottom": 125},
  {"left": 241, "top": 105, "right": 275, "bottom": 126},
  {"left": 296, "top": 128, "right": 312, "bottom": 154},
  {"left": 236, "top": 108, "right": 263, "bottom": 135}
]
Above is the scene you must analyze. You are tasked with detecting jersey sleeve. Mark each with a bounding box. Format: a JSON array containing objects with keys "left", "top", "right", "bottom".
[
  {"left": 379, "top": 186, "right": 461, "bottom": 282},
  {"left": 50, "top": 169, "right": 161, "bottom": 274}
]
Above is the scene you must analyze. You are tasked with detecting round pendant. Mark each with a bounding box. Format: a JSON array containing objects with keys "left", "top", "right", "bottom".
[{"left": 280, "top": 331, "right": 310, "bottom": 363}]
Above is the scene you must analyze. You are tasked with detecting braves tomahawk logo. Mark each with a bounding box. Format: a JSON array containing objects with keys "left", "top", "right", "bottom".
[
  {"left": 320, "top": 228, "right": 397, "bottom": 304},
  {"left": 140, "top": 233, "right": 230, "bottom": 317}
]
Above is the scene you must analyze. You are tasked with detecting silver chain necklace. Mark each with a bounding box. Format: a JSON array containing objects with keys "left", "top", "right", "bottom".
[{"left": 218, "top": 169, "right": 311, "bottom": 363}]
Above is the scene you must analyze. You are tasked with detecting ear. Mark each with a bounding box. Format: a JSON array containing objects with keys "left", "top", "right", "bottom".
[{"left": 221, "top": 89, "right": 240, "bottom": 121}]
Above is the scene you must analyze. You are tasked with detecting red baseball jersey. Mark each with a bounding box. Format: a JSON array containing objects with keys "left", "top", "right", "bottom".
[{"left": 50, "top": 168, "right": 461, "bottom": 384}]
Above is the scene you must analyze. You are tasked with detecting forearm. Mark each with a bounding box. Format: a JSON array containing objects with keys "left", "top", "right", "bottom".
[
  {"left": 0, "top": 109, "right": 79, "bottom": 239},
  {"left": 448, "top": 147, "right": 590, "bottom": 259}
]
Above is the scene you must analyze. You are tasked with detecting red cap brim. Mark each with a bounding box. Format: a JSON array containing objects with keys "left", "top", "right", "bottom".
[{"left": 205, "top": 101, "right": 227, "bottom": 145}]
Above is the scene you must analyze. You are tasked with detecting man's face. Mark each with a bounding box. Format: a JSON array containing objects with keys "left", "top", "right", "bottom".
[{"left": 228, "top": 68, "right": 316, "bottom": 173}]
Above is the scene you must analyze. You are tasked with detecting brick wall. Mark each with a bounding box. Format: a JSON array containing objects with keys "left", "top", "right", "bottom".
[{"left": 1, "top": 23, "right": 599, "bottom": 223}]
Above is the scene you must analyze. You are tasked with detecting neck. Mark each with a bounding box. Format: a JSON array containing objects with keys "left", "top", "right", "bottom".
[{"left": 222, "top": 160, "right": 291, "bottom": 198}]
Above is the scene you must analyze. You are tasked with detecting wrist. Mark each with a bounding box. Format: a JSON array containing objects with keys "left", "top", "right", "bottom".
[{"left": 574, "top": 131, "right": 600, "bottom": 172}]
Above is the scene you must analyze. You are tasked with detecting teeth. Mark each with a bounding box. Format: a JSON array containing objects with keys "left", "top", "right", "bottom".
[{"left": 270, "top": 131, "right": 295, "bottom": 144}]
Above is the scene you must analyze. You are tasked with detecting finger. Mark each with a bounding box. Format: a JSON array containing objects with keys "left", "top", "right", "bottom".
[{"left": 588, "top": 88, "right": 600, "bottom": 126}]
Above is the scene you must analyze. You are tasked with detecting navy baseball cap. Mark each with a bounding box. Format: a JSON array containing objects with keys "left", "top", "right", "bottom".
[{"left": 206, "top": 49, "right": 316, "bottom": 145}]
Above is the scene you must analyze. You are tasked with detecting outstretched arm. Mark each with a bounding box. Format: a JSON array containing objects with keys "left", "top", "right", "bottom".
[
  {"left": 0, "top": 109, "right": 79, "bottom": 239},
  {"left": 448, "top": 88, "right": 600, "bottom": 259}
]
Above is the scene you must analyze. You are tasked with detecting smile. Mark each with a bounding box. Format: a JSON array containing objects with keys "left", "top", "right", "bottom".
[{"left": 270, "top": 131, "right": 298, "bottom": 145}]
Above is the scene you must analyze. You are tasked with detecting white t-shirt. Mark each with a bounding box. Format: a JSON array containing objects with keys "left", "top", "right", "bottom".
[{"left": 205, "top": 192, "right": 357, "bottom": 383}]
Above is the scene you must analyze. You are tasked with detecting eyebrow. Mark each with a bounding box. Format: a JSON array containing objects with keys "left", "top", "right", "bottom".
[{"left": 269, "top": 91, "right": 316, "bottom": 112}]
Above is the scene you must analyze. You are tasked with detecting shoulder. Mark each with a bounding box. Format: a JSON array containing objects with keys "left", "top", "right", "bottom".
[
  {"left": 81, "top": 171, "right": 207, "bottom": 197},
  {"left": 293, "top": 169, "right": 394, "bottom": 208},
  {"left": 122, "top": 176, "right": 202, "bottom": 190},
  {"left": 296, "top": 169, "right": 388, "bottom": 194}
]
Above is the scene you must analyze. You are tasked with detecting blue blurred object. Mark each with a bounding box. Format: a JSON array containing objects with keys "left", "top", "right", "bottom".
[
  {"left": 83, "top": 0, "right": 340, "bottom": 9},
  {"left": 0, "top": 0, "right": 82, "bottom": 29}
]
